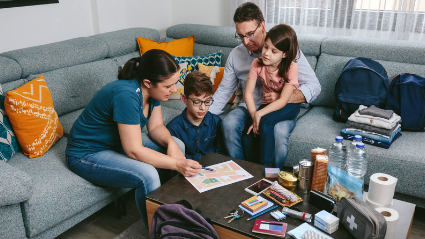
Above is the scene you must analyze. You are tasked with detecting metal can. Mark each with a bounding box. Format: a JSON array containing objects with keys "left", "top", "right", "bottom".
[{"left": 278, "top": 171, "right": 298, "bottom": 191}]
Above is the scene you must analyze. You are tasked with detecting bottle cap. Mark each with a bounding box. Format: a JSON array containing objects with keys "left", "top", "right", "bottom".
[
  {"left": 356, "top": 142, "right": 365, "bottom": 148},
  {"left": 354, "top": 135, "right": 362, "bottom": 141},
  {"left": 335, "top": 136, "right": 343, "bottom": 142}
]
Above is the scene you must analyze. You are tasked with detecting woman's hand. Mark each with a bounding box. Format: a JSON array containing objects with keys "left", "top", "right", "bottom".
[
  {"left": 167, "top": 141, "right": 185, "bottom": 160},
  {"left": 176, "top": 159, "right": 202, "bottom": 177}
]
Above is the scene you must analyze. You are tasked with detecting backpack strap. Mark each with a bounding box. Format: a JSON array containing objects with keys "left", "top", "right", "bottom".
[{"left": 175, "top": 200, "right": 214, "bottom": 225}]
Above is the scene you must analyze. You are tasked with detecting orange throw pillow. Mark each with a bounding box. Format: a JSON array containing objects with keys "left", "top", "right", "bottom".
[
  {"left": 5, "top": 75, "right": 63, "bottom": 158},
  {"left": 137, "top": 36, "right": 195, "bottom": 57},
  {"left": 198, "top": 64, "right": 236, "bottom": 103}
]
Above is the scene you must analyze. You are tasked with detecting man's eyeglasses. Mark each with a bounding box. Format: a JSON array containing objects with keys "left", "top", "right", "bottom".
[
  {"left": 235, "top": 22, "right": 262, "bottom": 41},
  {"left": 185, "top": 96, "right": 214, "bottom": 106}
]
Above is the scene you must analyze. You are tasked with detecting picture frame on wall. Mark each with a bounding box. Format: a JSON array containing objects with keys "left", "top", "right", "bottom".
[{"left": 0, "top": 0, "right": 59, "bottom": 9}]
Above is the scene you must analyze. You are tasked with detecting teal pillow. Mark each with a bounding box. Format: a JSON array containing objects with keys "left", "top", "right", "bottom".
[
  {"left": 173, "top": 52, "right": 222, "bottom": 80},
  {"left": 0, "top": 84, "right": 19, "bottom": 162}
]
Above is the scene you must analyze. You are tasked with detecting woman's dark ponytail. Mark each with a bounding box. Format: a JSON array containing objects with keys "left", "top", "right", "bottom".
[{"left": 118, "top": 57, "right": 140, "bottom": 80}]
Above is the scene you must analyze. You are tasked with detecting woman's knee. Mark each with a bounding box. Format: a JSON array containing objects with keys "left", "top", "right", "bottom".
[{"left": 134, "top": 165, "right": 161, "bottom": 193}]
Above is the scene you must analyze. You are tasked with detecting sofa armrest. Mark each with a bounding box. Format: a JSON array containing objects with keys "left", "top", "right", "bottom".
[{"left": 0, "top": 161, "right": 33, "bottom": 207}]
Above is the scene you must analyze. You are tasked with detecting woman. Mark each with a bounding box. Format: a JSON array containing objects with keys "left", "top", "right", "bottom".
[{"left": 65, "top": 49, "right": 202, "bottom": 227}]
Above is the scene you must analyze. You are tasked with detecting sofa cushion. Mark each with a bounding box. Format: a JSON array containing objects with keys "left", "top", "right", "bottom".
[
  {"left": 92, "top": 27, "right": 160, "bottom": 58},
  {"left": 0, "top": 56, "right": 22, "bottom": 84},
  {"left": 321, "top": 36, "right": 425, "bottom": 65},
  {"left": 137, "top": 35, "right": 195, "bottom": 57},
  {"left": 287, "top": 106, "right": 425, "bottom": 199},
  {"left": 297, "top": 34, "right": 327, "bottom": 57},
  {"left": 0, "top": 37, "right": 109, "bottom": 78},
  {"left": 0, "top": 204, "right": 27, "bottom": 238},
  {"left": 59, "top": 108, "right": 84, "bottom": 136},
  {"left": 0, "top": 161, "right": 32, "bottom": 206},
  {"left": 28, "top": 59, "right": 118, "bottom": 117},
  {"left": 112, "top": 51, "right": 140, "bottom": 69},
  {"left": 5, "top": 76, "right": 63, "bottom": 158},
  {"left": 7, "top": 137, "right": 120, "bottom": 237}
]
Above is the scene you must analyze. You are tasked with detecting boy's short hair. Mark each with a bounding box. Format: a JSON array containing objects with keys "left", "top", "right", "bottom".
[
  {"left": 233, "top": 2, "right": 264, "bottom": 24},
  {"left": 184, "top": 71, "right": 213, "bottom": 97}
]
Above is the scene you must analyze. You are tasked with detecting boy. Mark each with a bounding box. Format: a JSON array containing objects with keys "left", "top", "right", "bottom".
[{"left": 166, "top": 71, "right": 224, "bottom": 161}]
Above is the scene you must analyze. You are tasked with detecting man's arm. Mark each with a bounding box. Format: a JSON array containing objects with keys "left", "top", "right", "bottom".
[
  {"left": 295, "top": 50, "right": 321, "bottom": 103},
  {"left": 209, "top": 51, "right": 239, "bottom": 115}
]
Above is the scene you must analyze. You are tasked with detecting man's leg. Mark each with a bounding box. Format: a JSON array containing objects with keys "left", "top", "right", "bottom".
[
  {"left": 222, "top": 106, "right": 251, "bottom": 160},
  {"left": 274, "top": 117, "right": 297, "bottom": 169}
]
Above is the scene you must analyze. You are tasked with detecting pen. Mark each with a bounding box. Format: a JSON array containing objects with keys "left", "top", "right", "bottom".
[
  {"left": 247, "top": 205, "right": 278, "bottom": 221},
  {"left": 202, "top": 167, "right": 215, "bottom": 171}
]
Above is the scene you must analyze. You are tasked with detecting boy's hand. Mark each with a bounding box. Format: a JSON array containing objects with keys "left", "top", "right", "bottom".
[{"left": 176, "top": 159, "right": 202, "bottom": 177}]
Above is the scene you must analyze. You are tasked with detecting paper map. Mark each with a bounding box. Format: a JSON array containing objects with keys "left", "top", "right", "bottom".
[{"left": 186, "top": 160, "right": 253, "bottom": 193}]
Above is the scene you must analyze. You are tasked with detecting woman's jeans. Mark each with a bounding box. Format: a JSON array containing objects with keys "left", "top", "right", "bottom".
[
  {"left": 256, "top": 103, "right": 300, "bottom": 167},
  {"left": 66, "top": 134, "right": 184, "bottom": 228}
]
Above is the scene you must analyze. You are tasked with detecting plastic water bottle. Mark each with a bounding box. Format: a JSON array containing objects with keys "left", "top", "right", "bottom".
[
  {"left": 328, "top": 136, "right": 347, "bottom": 169},
  {"left": 347, "top": 135, "right": 362, "bottom": 157},
  {"left": 347, "top": 142, "right": 368, "bottom": 178}
]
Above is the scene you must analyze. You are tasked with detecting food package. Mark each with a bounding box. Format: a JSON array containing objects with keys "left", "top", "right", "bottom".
[
  {"left": 311, "top": 155, "right": 329, "bottom": 192},
  {"left": 327, "top": 166, "right": 363, "bottom": 203}
]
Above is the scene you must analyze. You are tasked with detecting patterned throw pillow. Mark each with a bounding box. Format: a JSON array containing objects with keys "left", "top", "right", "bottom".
[
  {"left": 169, "top": 62, "right": 189, "bottom": 100},
  {"left": 5, "top": 75, "right": 63, "bottom": 158},
  {"left": 0, "top": 84, "right": 19, "bottom": 162},
  {"left": 173, "top": 52, "right": 222, "bottom": 80}
]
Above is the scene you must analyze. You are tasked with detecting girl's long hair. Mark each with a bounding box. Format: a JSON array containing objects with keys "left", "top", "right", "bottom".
[
  {"left": 258, "top": 24, "right": 300, "bottom": 83},
  {"left": 118, "top": 49, "right": 179, "bottom": 86}
]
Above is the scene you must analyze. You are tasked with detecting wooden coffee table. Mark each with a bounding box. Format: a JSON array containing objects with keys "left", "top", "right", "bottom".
[{"left": 146, "top": 153, "right": 415, "bottom": 238}]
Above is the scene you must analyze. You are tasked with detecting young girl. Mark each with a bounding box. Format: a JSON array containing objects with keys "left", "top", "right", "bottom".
[{"left": 245, "top": 24, "right": 301, "bottom": 167}]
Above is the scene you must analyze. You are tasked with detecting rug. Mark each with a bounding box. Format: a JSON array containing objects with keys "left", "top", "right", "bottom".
[{"left": 114, "top": 219, "right": 149, "bottom": 239}]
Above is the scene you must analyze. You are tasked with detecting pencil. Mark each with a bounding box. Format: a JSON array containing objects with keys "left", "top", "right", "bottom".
[
  {"left": 247, "top": 205, "right": 278, "bottom": 221},
  {"left": 202, "top": 167, "right": 215, "bottom": 171}
]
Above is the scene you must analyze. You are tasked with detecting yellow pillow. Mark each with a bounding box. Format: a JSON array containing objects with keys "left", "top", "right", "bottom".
[
  {"left": 137, "top": 36, "right": 195, "bottom": 56},
  {"left": 197, "top": 64, "right": 236, "bottom": 103},
  {"left": 5, "top": 75, "right": 63, "bottom": 158}
]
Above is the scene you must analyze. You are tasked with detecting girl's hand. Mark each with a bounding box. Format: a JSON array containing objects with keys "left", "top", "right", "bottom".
[
  {"left": 176, "top": 159, "right": 202, "bottom": 177},
  {"left": 252, "top": 111, "right": 263, "bottom": 135},
  {"left": 167, "top": 142, "right": 185, "bottom": 160}
]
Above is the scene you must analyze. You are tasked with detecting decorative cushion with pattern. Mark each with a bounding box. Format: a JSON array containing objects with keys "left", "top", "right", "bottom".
[
  {"left": 173, "top": 52, "right": 222, "bottom": 80},
  {"left": 0, "top": 84, "right": 19, "bottom": 162},
  {"left": 169, "top": 62, "right": 189, "bottom": 100},
  {"left": 4, "top": 75, "right": 63, "bottom": 158}
]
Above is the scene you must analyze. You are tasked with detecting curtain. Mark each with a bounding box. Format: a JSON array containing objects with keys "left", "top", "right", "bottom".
[{"left": 230, "top": 0, "right": 425, "bottom": 41}]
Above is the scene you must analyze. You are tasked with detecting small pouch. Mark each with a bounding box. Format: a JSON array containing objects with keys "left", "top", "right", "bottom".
[{"left": 337, "top": 197, "right": 387, "bottom": 239}]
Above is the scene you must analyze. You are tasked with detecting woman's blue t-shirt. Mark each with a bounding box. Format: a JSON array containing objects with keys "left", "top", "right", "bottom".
[{"left": 66, "top": 79, "right": 160, "bottom": 158}]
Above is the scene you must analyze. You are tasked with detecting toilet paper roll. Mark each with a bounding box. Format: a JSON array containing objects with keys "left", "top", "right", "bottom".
[
  {"left": 375, "top": 207, "right": 399, "bottom": 239},
  {"left": 367, "top": 173, "right": 397, "bottom": 206},
  {"left": 366, "top": 197, "right": 393, "bottom": 209}
]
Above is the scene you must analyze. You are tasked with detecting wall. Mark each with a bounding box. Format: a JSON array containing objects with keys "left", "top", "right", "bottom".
[
  {"left": 171, "top": 0, "right": 231, "bottom": 27},
  {"left": 0, "top": 0, "right": 229, "bottom": 54}
]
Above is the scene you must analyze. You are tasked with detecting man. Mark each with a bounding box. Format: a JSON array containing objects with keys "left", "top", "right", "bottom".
[{"left": 208, "top": 2, "right": 321, "bottom": 168}]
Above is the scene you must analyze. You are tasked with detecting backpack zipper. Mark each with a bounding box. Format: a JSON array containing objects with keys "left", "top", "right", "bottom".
[{"left": 348, "top": 199, "right": 380, "bottom": 236}]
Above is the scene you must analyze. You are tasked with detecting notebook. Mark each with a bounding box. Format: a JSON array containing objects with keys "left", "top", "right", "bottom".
[
  {"left": 252, "top": 219, "right": 287, "bottom": 238},
  {"left": 238, "top": 196, "right": 274, "bottom": 216}
]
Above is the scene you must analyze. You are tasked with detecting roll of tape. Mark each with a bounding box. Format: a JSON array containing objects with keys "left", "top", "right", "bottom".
[
  {"left": 367, "top": 173, "right": 397, "bottom": 206},
  {"left": 375, "top": 207, "right": 399, "bottom": 239}
]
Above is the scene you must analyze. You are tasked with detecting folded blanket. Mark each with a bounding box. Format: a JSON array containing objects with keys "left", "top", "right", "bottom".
[
  {"left": 341, "top": 126, "right": 401, "bottom": 144},
  {"left": 346, "top": 120, "right": 400, "bottom": 137},
  {"left": 348, "top": 106, "right": 401, "bottom": 129},
  {"left": 358, "top": 105, "right": 394, "bottom": 120},
  {"left": 340, "top": 131, "right": 402, "bottom": 149}
]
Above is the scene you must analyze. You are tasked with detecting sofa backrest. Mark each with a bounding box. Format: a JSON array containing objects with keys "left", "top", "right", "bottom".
[
  {"left": 312, "top": 36, "right": 425, "bottom": 108},
  {"left": 0, "top": 27, "right": 161, "bottom": 117},
  {"left": 165, "top": 24, "right": 325, "bottom": 70}
]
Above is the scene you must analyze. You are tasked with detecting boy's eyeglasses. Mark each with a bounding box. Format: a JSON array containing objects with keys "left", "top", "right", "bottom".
[
  {"left": 185, "top": 96, "right": 214, "bottom": 106},
  {"left": 235, "top": 22, "right": 262, "bottom": 41}
]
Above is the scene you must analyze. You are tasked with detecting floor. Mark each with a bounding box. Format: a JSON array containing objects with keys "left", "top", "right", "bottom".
[{"left": 57, "top": 190, "right": 425, "bottom": 239}]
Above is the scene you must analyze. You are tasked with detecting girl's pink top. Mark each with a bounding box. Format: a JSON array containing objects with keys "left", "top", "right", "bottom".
[{"left": 248, "top": 58, "right": 299, "bottom": 104}]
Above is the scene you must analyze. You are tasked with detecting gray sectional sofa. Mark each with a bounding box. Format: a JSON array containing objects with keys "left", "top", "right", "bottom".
[{"left": 0, "top": 23, "right": 424, "bottom": 239}]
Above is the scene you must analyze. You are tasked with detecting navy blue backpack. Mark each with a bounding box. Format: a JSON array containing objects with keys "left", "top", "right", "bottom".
[
  {"left": 386, "top": 73, "right": 425, "bottom": 131},
  {"left": 333, "top": 57, "right": 389, "bottom": 122}
]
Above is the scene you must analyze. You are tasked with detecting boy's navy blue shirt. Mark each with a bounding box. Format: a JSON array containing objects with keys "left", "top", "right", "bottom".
[{"left": 166, "top": 109, "right": 223, "bottom": 161}]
